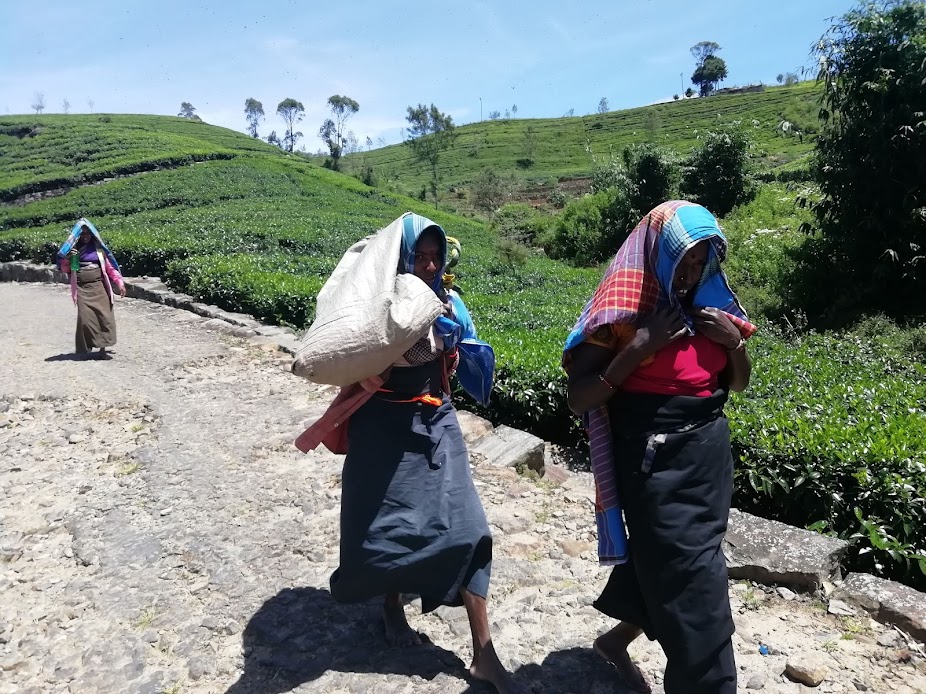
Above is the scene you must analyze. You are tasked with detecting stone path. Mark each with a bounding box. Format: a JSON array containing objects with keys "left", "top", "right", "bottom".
[{"left": 1, "top": 282, "right": 924, "bottom": 694}]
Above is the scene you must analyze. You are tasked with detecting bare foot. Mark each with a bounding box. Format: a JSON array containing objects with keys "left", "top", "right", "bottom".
[
  {"left": 594, "top": 635, "right": 651, "bottom": 693},
  {"left": 383, "top": 598, "right": 422, "bottom": 647},
  {"left": 470, "top": 642, "right": 523, "bottom": 694}
]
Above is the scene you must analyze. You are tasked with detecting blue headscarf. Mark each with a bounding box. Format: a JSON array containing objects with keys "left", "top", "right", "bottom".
[
  {"left": 398, "top": 212, "right": 495, "bottom": 406},
  {"left": 57, "top": 218, "right": 121, "bottom": 272}
]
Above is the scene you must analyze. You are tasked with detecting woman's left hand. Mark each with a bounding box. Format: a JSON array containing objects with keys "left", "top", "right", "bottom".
[
  {"left": 692, "top": 307, "right": 741, "bottom": 350},
  {"left": 119, "top": 285, "right": 127, "bottom": 298}
]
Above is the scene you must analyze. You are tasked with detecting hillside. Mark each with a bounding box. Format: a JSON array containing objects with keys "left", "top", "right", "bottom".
[
  {"left": 353, "top": 82, "right": 821, "bottom": 194},
  {"left": 0, "top": 115, "right": 279, "bottom": 203}
]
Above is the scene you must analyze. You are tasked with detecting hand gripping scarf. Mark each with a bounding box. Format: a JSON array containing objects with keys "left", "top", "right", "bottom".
[
  {"left": 400, "top": 213, "right": 496, "bottom": 406},
  {"left": 562, "top": 201, "right": 757, "bottom": 565}
]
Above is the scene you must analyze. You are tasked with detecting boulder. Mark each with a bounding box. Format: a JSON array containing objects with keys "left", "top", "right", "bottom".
[
  {"left": 457, "top": 410, "right": 494, "bottom": 445},
  {"left": 471, "top": 425, "right": 544, "bottom": 475},
  {"left": 831, "top": 572, "right": 926, "bottom": 642},
  {"left": 724, "top": 508, "right": 848, "bottom": 590},
  {"left": 784, "top": 654, "right": 829, "bottom": 687}
]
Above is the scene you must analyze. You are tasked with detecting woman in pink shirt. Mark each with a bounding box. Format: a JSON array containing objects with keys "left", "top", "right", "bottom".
[{"left": 564, "top": 201, "right": 756, "bottom": 693}]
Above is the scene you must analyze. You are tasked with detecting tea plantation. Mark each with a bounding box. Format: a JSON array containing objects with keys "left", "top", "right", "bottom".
[{"left": 1, "top": 111, "right": 923, "bottom": 589}]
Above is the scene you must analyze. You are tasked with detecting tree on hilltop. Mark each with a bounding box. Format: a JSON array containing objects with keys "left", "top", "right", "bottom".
[
  {"left": 318, "top": 94, "right": 360, "bottom": 170},
  {"left": 598, "top": 97, "right": 609, "bottom": 114},
  {"left": 690, "top": 40, "right": 721, "bottom": 64},
  {"left": 404, "top": 103, "right": 457, "bottom": 202},
  {"left": 276, "top": 98, "right": 305, "bottom": 152},
  {"left": 62, "top": 98, "right": 70, "bottom": 114},
  {"left": 32, "top": 92, "right": 45, "bottom": 114},
  {"left": 244, "top": 98, "right": 264, "bottom": 138},
  {"left": 178, "top": 102, "right": 196, "bottom": 118},
  {"left": 690, "top": 41, "right": 728, "bottom": 96}
]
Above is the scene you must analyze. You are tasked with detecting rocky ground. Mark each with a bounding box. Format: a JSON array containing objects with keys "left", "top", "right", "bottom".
[{"left": 1, "top": 282, "right": 924, "bottom": 694}]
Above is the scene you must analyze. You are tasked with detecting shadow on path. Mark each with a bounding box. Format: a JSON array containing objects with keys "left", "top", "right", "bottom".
[
  {"left": 225, "top": 587, "right": 640, "bottom": 694},
  {"left": 225, "top": 587, "right": 468, "bottom": 694},
  {"left": 45, "top": 352, "right": 91, "bottom": 362}
]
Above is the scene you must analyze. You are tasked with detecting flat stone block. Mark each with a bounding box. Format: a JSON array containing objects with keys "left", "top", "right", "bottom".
[
  {"left": 471, "top": 424, "right": 544, "bottom": 475},
  {"left": 724, "top": 508, "right": 848, "bottom": 590},
  {"left": 832, "top": 572, "right": 926, "bottom": 642}
]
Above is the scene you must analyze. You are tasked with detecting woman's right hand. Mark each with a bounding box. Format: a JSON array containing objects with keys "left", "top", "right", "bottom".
[{"left": 633, "top": 307, "right": 688, "bottom": 355}]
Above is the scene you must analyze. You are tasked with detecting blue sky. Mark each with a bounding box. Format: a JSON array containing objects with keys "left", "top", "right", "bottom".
[{"left": 1, "top": 0, "right": 858, "bottom": 148}]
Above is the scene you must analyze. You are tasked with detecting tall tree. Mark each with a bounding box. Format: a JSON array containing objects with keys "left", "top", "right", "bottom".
[
  {"left": 690, "top": 41, "right": 721, "bottom": 64},
  {"left": 32, "top": 92, "right": 45, "bottom": 114},
  {"left": 244, "top": 98, "right": 264, "bottom": 138},
  {"left": 62, "top": 98, "right": 70, "bottom": 114},
  {"left": 178, "top": 102, "right": 196, "bottom": 118},
  {"left": 276, "top": 98, "right": 305, "bottom": 152},
  {"left": 87, "top": 98, "right": 94, "bottom": 113},
  {"left": 805, "top": 0, "right": 926, "bottom": 318},
  {"left": 318, "top": 94, "right": 359, "bottom": 170},
  {"left": 404, "top": 103, "right": 458, "bottom": 201},
  {"left": 511, "top": 104, "right": 518, "bottom": 118},
  {"left": 690, "top": 42, "right": 728, "bottom": 97},
  {"left": 598, "top": 97, "right": 609, "bottom": 114}
]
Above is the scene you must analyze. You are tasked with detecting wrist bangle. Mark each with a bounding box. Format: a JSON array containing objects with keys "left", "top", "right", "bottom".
[
  {"left": 727, "top": 337, "right": 746, "bottom": 352},
  {"left": 599, "top": 373, "right": 617, "bottom": 390}
]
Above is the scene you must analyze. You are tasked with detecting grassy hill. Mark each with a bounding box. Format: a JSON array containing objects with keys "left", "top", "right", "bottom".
[
  {"left": 353, "top": 82, "right": 821, "bottom": 194},
  {"left": 1, "top": 112, "right": 924, "bottom": 589}
]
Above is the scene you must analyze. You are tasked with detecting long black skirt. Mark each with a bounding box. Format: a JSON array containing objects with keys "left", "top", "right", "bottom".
[
  {"left": 594, "top": 390, "right": 736, "bottom": 693},
  {"left": 329, "top": 362, "right": 492, "bottom": 613}
]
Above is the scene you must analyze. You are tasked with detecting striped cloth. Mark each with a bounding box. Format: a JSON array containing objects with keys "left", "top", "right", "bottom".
[{"left": 563, "top": 201, "right": 757, "bottom": 566}]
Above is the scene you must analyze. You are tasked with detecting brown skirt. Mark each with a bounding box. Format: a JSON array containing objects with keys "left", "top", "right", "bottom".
[{"left": 75, "top": 265, "right": 117, "bottom": 353}]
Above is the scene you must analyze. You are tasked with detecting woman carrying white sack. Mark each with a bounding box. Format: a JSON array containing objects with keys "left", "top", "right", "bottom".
[{"left": 293, "top": 212, "right": 520, "bottom": 694}]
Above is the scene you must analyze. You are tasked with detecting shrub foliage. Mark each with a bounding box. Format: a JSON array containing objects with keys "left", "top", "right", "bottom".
[{"left": 804, "top": 0, "right": 926, "bottom": 321}]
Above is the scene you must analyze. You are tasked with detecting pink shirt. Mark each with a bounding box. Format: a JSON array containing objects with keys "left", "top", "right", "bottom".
[
  {"left": 586, "top": 325, "right": 729, "bottom": 397},
  {"left": 622, "top": 334, "right": 728, "bottom": 397}
]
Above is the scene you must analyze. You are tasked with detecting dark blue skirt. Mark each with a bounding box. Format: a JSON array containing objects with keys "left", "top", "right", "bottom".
[{"left": 330, "top": 362, "right": 492, "bottom": 613}]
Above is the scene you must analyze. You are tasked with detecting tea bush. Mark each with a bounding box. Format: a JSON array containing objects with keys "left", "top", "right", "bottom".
[{"left": 729, "top": 325, "right": 926, "bottom": 588}]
